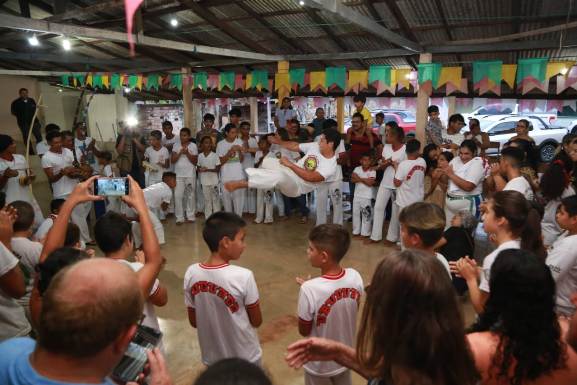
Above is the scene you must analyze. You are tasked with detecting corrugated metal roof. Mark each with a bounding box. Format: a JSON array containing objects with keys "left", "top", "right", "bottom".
[
  {"left": 209, "top": 3, "right": 249, "bottom": 19},
  {"left": 264, "top": 13, "right": 326, "bottom": 38},
  {"left": 243, "top": 0, "right": 302, "bottom": 13}
]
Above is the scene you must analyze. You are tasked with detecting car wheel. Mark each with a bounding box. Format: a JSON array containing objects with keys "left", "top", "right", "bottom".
[{"left": 539, "top": 142, "right": 557, "bottom": 163}]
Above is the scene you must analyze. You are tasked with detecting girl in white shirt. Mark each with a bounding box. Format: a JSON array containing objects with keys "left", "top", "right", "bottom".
[
  {"left": 216, "top": 124, "right": 245, "bottom": 217},
  {"left": 453, "top": 190, "right": 545, "bottom": 314},
  {"left": 441, "top": 139, "right": 485, "bottom": 227}
]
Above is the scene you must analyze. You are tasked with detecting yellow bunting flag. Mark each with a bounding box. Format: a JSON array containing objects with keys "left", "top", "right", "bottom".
[
  {"left": 310, "top": 71, "right": 326, "bottom": 93},
  {"left": 392, "top": 68, "right": 411, "bottom": 90},
  {"left": 502, "top": 64, "right": 517, "bottom": 89},
  {"left": 275, "top": 73, "right": 290, "bottom": 91},
  {"left": 438, "top": 67, "right": 462, "bottom": 88},
  {"left": 136, "top": 75, "right": 143, "bottom": 90},
  {"left": 546, "top": 61, "right": 576, "bottom": 79},
  {"left": 245, "top": 74, "right": 253, "bottom": 90},
  {"left": 102, "top": 74, "right": 110, "bottom": 88},
  {"left": 86, "top": 73, "right": 93, "bottom": 87},
  {"left": 346, "top": 70, "right": 368, "bottom": 94}
]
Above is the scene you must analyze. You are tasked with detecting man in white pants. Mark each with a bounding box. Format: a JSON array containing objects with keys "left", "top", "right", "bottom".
[
  {"left": 41, "top": 131, "right": 93, "bottom": 244},
  {"left": 224, "top": 130, "right": 341, "bottom": 200},
  {"left": 171, "top": 128, "right": 198, "bottom": 224}
]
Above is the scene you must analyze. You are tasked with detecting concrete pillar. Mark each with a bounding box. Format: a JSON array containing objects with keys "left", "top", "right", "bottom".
[
  {"left": 336, "top": 97, "right": 345, "bottom": 133},
  {"left": 249, "top": 97, "right": 259, "bottom": 134},
  {"left": 277, "top": 60, "right": 290, "bottom": 106},
  {"left": 447, "top": 96, "right": 456, "bottom": 118},
  {"left": 182, "top": 67, "right": 195, "bottom": 132},
  {"left": 192, "top": 99, "right": 202, "bottom": 134},
  {"left": 415, "top": 53, "right": 432, "bottom": 147}
]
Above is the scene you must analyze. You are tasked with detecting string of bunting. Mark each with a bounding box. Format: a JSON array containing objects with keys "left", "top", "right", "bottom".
[{"left": 59, "top": 58, "right": 577, "bottom": 96}]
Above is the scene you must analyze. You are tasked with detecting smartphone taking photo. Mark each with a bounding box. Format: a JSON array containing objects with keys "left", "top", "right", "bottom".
[{"left": 93, "top": 177, "right": 129, "bottom": 196}]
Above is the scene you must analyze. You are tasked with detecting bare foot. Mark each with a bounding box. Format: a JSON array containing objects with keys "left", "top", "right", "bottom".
[{"left": 363, "top": 238, "right": 380, "bottom": 245}]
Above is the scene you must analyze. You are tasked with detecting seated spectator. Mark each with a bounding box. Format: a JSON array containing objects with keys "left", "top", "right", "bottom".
[
  {"left": 194, "top": 358, "right": 271, "bottom": 385},
  {"left": 510, "top": 119, "right": 535, "bottom": 143},
  {"left": 464, "top": 118, "right": 490, "bottom": 157}
]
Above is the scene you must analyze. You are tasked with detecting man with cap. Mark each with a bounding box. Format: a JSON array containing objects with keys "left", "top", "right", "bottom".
[{"left": 0, "top": 135, "right": 43, "bottom": 227}]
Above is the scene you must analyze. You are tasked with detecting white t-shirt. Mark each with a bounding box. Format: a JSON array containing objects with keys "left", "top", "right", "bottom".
[
  {"left": 0, "top": 155, "right": 33, "bottom": 203},
  {"left": 143, "top": 182, "right": 172, "bottom": 210},
  {"left": 217, "top": 139, "right": 245, "bottom": 182},
  {"left": 444, "top": 131, "right": 465, "bottom": 147},
  {"left": 36, "top": 140, "right": 49, "bottom": 156},
  {"left": 381, "top": 144, "right": 407, "bottom": 189},
  {"left": 275, "top": 108, "right": 297, "bottom": 128},
  {"left": 297, "top": 142, "right": 337, "bottom": 182},
  {"left": 435, "top": 252, "right": 452, "bottom": 279},
  {"left": 41, "top": 148, "right": 78, "bottom": 199},
  {"left": 479, "top": 239, "right": 521, "bottom": 292},
  {"left": 162, "top": 135, "right": 180, "bottom": 171},
  {"left": 34, "top": 215, "right": 56, "bottom": 241},
  {"left": 503, "top": 176, "right": 533, "bottom": 200},
  {"left": 254, "top": 150, "right": 277, "bottom": 165},
  {"left": 542, "top": 186, "right": 575, "bottom": 247},
  {"left": 352, "top": 166, "right": 376, "bottom": 200},
  {"left": 198, "top": 152, "right": 221, "bottom": 186},
  {"left": 447, "top": 156, "right": 485, "bottom": 196},
  {"left": 241, "top": 137, "right": 258, "bottom": 171},
  {"left": 0, "top": 242, "right": 30, "bottom": 341},
  {"left": 314, "top": 136, "right": 346, "bottom": 182},
  {"left": 183, "top": 263, "right": 262, "bottom": 365},
  {"left": 394, "top": 157, "right": 426, "bottom": 208},
  {"left": 172, "top": 142, "right": 198, "bottom": 178},
  {"left": 144, "top": 146, "right": 170, "bottom": 178},
  {"left": 298, "top": 268, "right": 364, "bottom": 377},
  {"left": 546, "top": 233, "right": 577, "bottom": 316},
  {"left": 11, "top": 237, "right": 42, "bottom": 307},
  {"left": 119, "top": 260, "right": 161, "bottom": 331}
]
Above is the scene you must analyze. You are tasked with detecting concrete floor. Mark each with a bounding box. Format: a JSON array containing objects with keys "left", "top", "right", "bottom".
[{"left": 153, "top": 215, "right": 476, "bottom": 385}]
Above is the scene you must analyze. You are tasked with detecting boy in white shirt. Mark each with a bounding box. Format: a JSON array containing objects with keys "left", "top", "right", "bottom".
[
  {"left": 217, "top": 124, "right": 246, "bottom": 217},
  {"left": 240, "top": 122, "right": 258, "bottom": 214},
  {"left": 398, "top": 202, "right": 452, "bottom": 278},
  {"left": 389, "top": 139, "right": 426, "bottom": 244},
  {"left": 34, "top": 199, "right": 65, "bottom": 242},
  {"left": 171, "top": 128, "right": 198, "bottom": 224},
  {"left": 491, "top": 146, "right": 534, "bottom": 200},
  {"left": 197, "top": 135, "right": 221, "bottom": 220},
  {"left": 351, "top": 153, "right": 376, "bottom": 237},
  {"left": 9, "top": 201, "right": 43, "bottom": 321},
  {"left": 297, "top": 224, "right": 364, "bottom": 385},
  {"left": 96, "top": 151, "right": 121, "bottom": 213},
  {"left": 144, "top": 130, "right": 170, "bottom": 187},
  {"left": 184, "top": 212, "right": 263, "bottom": 366},
  {"left": 546, "top": 195, "right": 577, "bottom": 316},
  {"left": 161, "top": 120, "right": 180, "bottom": 157},
  {"left": 253, "top": 135, "right": 277, "bottom": 224}
]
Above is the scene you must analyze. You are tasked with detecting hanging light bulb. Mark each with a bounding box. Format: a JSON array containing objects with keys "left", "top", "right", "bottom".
[
  {"left": 62, "top": 38, "right": 71, "bottom": 51},
  {"left": 28, "top": 35, "right": 39, "bottom": 46},
  {"left": 124, "top": 87, "right": 131, "bottom": 93},
  {"left": 299, "top": 0, "right": 305, "bottom": 5},
  {"left": 170, "top": 18, "right": 178, "bottom": 27}
]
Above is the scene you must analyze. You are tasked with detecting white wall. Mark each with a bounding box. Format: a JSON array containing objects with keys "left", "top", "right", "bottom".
[{"left": 86, "top": 90, "right": 136, "bottom": 142}]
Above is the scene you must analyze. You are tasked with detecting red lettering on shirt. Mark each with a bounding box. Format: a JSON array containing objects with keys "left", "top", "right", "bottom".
[
  {"left": 316, "top": 288, "right": 361, "bottom": 327},
  {"left": 406, "top": 165, "right": 425, "bottom": 181},
  {"left": 190, "top": 280, "right": 240, "bottom": 313}
]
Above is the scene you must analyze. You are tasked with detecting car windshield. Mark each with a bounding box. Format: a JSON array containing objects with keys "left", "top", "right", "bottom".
[
  {"left": 396, "top": 111, "right": 416, "bottom": 122},
  {"left": 479, "top": 120, "right": 495, "bottom": 130}
]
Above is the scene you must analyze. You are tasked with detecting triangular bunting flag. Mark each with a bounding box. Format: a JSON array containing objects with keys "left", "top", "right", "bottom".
[
  {"left": 194, "top": 72, "right": 208, "bottom": 90},
  {"left": 392, "top": 69, "right": 411, "bottom": 91},
  {"left": 208, "top": 74, "right": 219, "bottom": 90},
  {"left": 438, "top": 67, "right": 462, "bottom": 89},
  {"left": 325, "top": 66, "right": 346, "bottom": 91},
  {"left": 289, "top": 68, "right": 306, "bottom": 91},
  {"left": 346, "top": 70, "right": 368, "bottom": 94},
  {"left": 251, "top": 70, "right": 268, "bottom": 91},
  {"left": 417, "top": 63, "right": 442, "bottom": 88},
  {"left": 502, "top": 64, "right": 517, "bottom": 89},
  {"left": 310, "top": 71, "right": 326, "bottom": 93},
  {"left": 61, "top": 75, "right": 69, "bottom": 87},
  {"left": 219, "top": 72, "right": 235, "bottom": 91}
]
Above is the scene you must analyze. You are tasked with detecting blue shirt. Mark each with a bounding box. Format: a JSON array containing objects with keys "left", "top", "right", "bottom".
[{"left": 0, "top": 337, "right": 114, "bottom": 385}]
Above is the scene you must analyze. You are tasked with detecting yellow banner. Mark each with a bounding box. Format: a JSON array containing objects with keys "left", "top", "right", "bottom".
[
  {"left": 502, "top": 64, "right": 517, "bottom": 88},
  {"left": 310, "top": 71, "right": 326, "bottom": 92},
  {"left": 546, "top": 61, "right": 576, "bottom": 79},
  {"left": 392, "top": 68, "right": 411, "bottom": 90},
  {"left": 346, "top": 70, "right": 368, "bottom": 92},
  {"left": 274, "top": 73, "right": 290, "bottom": 91},
  {"left": 438, "top": 67, "right": 462, "bottom": 88}
]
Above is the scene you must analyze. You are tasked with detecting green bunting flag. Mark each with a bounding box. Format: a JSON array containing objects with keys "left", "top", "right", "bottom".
[
  {"left": 61, "top": 75, "right": 69, "bottom": 87},
  {"left": 110, "top": 74, "right": 121, "bottom": 90},
  {"left": 516, "top": 57, "right": 548, "bottom": 83},
  {"left": 73, "top": 73, "right": 85, "bottom": 87},
  {"left": 194, "top": 72, "right": 208, "bottom": 90},
  {"left": 128, "top": 74, "right": 138, "bottom": 89},
  {"left": 92, "top": 74, "right": 103, "bottom": 88},
  {"left": 369, "top": 65, "right": 391, "bottom": 86},
  {"left": 170, "top": 73, "right": 183, "bottom": 90},
  {"left": 417, "top": 63, "right": 442, "bottom": 87},
  {"left": 289, "top": 68, "right": 306, "bottom": 88},
  {"left": 219, "top": 72, "right": 235, "bottom": 90},
  {"left": 146, "top": 74, "right": 159, "bottom": 90},
  {"left": 473, "top": 61, "right": 502, "bottom": 85},
  {"left": 251, "top": 70, "right": 268, "bottom": 89},
  {"left": 325, "top": 66, "right": 347, "bottom": 90}
]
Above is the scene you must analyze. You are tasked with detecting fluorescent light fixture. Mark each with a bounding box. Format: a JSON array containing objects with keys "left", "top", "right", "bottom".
[
  {"left": 124, "top": 87, "right": 131, "bottom": 93},
  {"left": 299, "top": 0, "right": 305, "bottom": 5},
  {"left": 126, "top": 116, "right": 138, "bottom": 127},
  {"left": 28, "top": 35, "right": 39, "bottom": 46},
  {"left": 170, "top": 18, "right": 178, "bottom": 27},
  {"left": 62, "top": 38, "right": 71, "bottom": 51}
]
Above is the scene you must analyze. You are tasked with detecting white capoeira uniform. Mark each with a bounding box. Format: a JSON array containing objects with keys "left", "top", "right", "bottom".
[
  {"left": 246, "top": 143, "right": 337, "bottom": 198},
  {"left": 315, "top": 139, "right": 346, "bottom": 226}
]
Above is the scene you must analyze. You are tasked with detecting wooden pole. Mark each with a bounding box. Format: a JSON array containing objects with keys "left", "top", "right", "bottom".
[
  {"left": 249, "top": 97, "right": 258, "bottom": 134},
  {"left": 416, "top": 53, "right": 432, "bottom": 147},
  {"left": 25, "top": 94, "right": 43, "bottom": 195},
  {"left": 182, "top": 67, "right": 195, "bottom": 132}
]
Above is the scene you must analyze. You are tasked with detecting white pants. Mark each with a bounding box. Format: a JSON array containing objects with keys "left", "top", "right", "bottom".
[
  {"left": 387, "top": 201, "right": 401, "bottom": 243},
  {"left": 352, "top": 196, "right": 373, "bottom": 236},
  {"left": 244, "top": 187, "right": 257, "bottom": 214},
  {"left": 370, "top": 184, "right": 395, "bottom": 242},
  {"left": 315, "top": 180, "right": 343, "bottom": 225},
  {"left": 202, "top": 184, "right": 221, "bottom": 219},
  {"left": 304, "top": 370, "right": 351, "bottom": 385},
  {"left": 106, "top": 196, "right": 122, "bottom": 213},
  {"left": 175, "top": 176, "right": 196, "bottom": 222},
  {"left": 132, "top": 208, "right": 164, "bottom": 248},
  {"left": 276, "top": 190, "right": 285, "bottom": 217},
  {"left": 196, "top": 178, "right": 204, "bottom": 214},
  {"left": 146, "top": 173, "right": 162, "bottom": 187},
  {"left": 222, "top": 187, "right": 245, "bottom": 217},
  {"left": 246, "top": 158, "right": 317, "bottom": 197},
  {"left": 255, "top": 189, "right": 274, "bottom": 223},
  {"left": 69, "top": 199, "right": 92, "bottom": 243},
  {"left": 444, "top": 194, "right": 482, "bottom": 229}
]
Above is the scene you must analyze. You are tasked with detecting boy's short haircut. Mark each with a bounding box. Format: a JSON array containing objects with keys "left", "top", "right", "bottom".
[
  {"left": 46, "top": 130, "right": 62, "bottom": 143},
  {"left": 61, "top": 130, "right": 74, "bottom": 139},
  {"left": 194, "top": 358, "right": 272, "bottom": 385},
  {"left": 45, "top": 123, "right": 61, "bottom": 134},
  {"left": 223, "top": 123, "right": 236, "bottom": 134},
  {"left": 240, "top": 121, "right": 250, "bottom": 128},
  {"left": 352, "top": 112, "right": 364, "bottom": 121},
  {"left": 94, "top": 212, "right": 132, "bottom": 254},
  {"left": 150, "top": 130, "right": 162, "bottom": 140},
  {"left": 162, "top": 121, "right": 173, "bottom": 128},
  {"left": 203, "top": 212, "right": 246, "bottom": 252},
  {"left": 162, "top": 171, "right": 177, "bottom": 180},
  {"left": 37, "top": 247, "right": 89, "bottom": 295},
  {"left": 97, "top": 150, "right": 112, "bottom": 162},
  {"left": 180, "top": 127, "right": 191, "bottom": 136},
  {"left": 258, "top": 134, "right": 273, "bottom": 143},
  {"left": 375, "top": 112, "right": 385, "bottom": 119},
  {"left": 203, "top": 113, "right": 215, "bottom": 122},
  {"left": 323, "top": 129, "right": 342, "bottom": 151},
  {"left": 360, "top": 151, "right": 373, "bottom": 160},
  {"left": 64, "top": 223, "right": 80, "bottom": 247},
  {"left": 500, "top": 146, "right": 524, "bottom": 168},
  {"left": 405, "top": 138, "right": 421, "bottom": 154},
  {"left": 427, "top": 105, "right": 440, "bottom": 114},
  {"left": 288, "top": 118, "right": 300, "bottom": 126},
  {"left": 229, "top": 107, "right": 242, "bottom": 117},
  {"left": 50, "top": 198, "right": 66, "bottom": 214},
  {"left": 308, "top": 224, "right": 350, "bottom": 263},
  {"left": 323, "top": 118, "right": 338, "bottom": 131},
  {"left": 353, "top": 95, "right": 367, "bottom": 104},
  {"left": 10, "top": 200, "right": 35, "bottom": 232},
  {"left": 399, "top": 202, "right": 445, "bottom": 247},
  {"left": 561, "top": 195, "right": 577, "bottom": 217},
  {"left": 448, "top": 113, "right": 465, "bottom": 125},
  {"left": 200, "top": 135, "right": 213, "bottom": 144}
]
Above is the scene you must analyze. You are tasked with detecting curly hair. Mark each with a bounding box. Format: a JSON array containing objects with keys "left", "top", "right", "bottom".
[{"left": 470, "top": 249, "right": 567, "bottom": 385}]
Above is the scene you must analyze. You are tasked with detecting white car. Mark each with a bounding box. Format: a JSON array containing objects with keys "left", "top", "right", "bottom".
[
  {"left": 464, "top": 103, "right": 557, "bottom": 125},
  {"left": 479, "top": 115, "right": 568, "bottom": 162}
]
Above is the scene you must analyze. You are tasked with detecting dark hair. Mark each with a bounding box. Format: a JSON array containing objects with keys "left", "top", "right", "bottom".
[
  {"left": 353, "top": 95, "right": 366, "bottom": 104},
  {"left": 399, "top": 202, "right": 445, "bottom": 247},
  {"left": 460, "top": 139, "right": 478, "bottom": 156},
  {"left": 97, "top": 151, "right": 112, "bottom": 162},
  {"left": 10, "top": 201, "right": 34, "bottom": 232},
  {"left": 149, "top": 130, "right": 162, "bottom": 140},
  {"left": 50, "top": 199, "right": 66, "bottom": 214},
  {"left": 360, "top": 151, "right": 373, "bottom": 160},
  {"left": 203, "top": 212, "right": 246, "bottom": 252},
  {"left": 507, "top": 138, "right": 539, "bottom": 171},
  {"left": 19, "top": 88, "right": 28, "bottom": 93},
  {"left": 94, "top": 212, "right": 132, "bottom": 254},
  {"left": 200, "top": 135, "right": 213, "bottom": 145},
  {"left": 518, "top": 118, "right": 531, "bottom": 130},
  {"left": 224, "top": 123, "right": 237, "bottom": 134},
  {"left": 0, "top": 192, "right": 5, "bottom": 209},
  {"left": 308, "top": 224, "right": 350, "bottom": 262},
  {"left": 229, "top": 107, "right": 242, "bottom": 117},
  {"left": 203, "top": 113, "right": 215, "bottom": 122},
  {"left": 64, "top": 223, "right": 80, "bottom": 247},
  {"left": 470, "top": 249, "right": 566, "bottom": 385},
  {"left": 386, "top": 121, "right": 405, "bottom": 142},
  {"left": 405, "top": 138, "right": 420, "bottom": 154},
  {"left": 180, "top": 127, "right": 191, "bottom": 136},
  {"left": 36, "top": 247, "right": 89, "bottom": 295},
  {"left": 239, "top": 121, "right": 250, "bottom": 129},
  {"left": 491, "top": 191, "right": 545, "bottom": 258},
  {"left": 45, "top": 123, "right": 61, "bottom": 134},
  {"left": 161, "top": 120, "right": 173, "bottom": 128},
  {"left": 46, "top": 130, "right": 62, "bottom": 143},
  {"left": 194, "top": 358, "right": 272, "bottom": 385},
  {"left": 322, "top": 118, "right": 338, "bottom": 131},
  {"left": 449, "top": 113, "right": 465, "bottom": 124},
  {"left": 427, "top": 105, "right": 439, "bottom": 114},
  {"left": 560, "top": 195, "right": 577, "bottom": 216},
  {"left": 351, "top": 112, "right": 364, "bottom": 122},
  {"left": 540, "top": 158, "right": 572, "bottom": 201},
  {"left": 439, "top": 151, "right": 454, "bottom": 163},
  {"left": 469, "top": 118, "right": 480, "bottom": 127},
  {"left": 500, "top": 146, "right": 524, "bottom": 168},
  {"left": 375, "top": 112, "right": 384, "bottom": 119},
  {"left": 357, "top": 249, "right": 479, "bottom": 385},
  {"left": 61, "top": 130, "right": 74, "bottom": 139},
  {"left": 423, "top": 143, "right": 439, "bottom": 173},
  {"left": 258, "top": 134, "right": 272, "bottom": 144},
  {"left": 323, "top": 128, "right": 342, "bottom": 151},
  {"left": 162, "top": 171, "right": 176, "bottom": 180}
]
